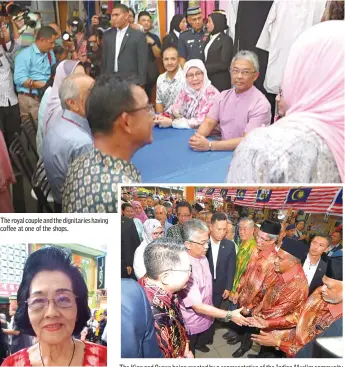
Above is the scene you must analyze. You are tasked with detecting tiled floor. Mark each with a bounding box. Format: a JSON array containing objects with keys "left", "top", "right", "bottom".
[{"left": 195, "top": 326, "right": 260, "bottom": 358}]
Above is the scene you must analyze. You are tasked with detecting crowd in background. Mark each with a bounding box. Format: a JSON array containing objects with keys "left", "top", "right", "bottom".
[{"left": 121, "top": 189, "right": 343, "bottom": 359}]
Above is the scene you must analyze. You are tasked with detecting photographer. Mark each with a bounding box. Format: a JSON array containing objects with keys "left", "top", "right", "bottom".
[
  {"left": 14, "top": 26, "right": 57, "bottom": 125},
  {"left": 64, "top": 16, "right": 87, "bottom": 62},
  {"left": 0, "top": 14, "right": 22, "bottom": 147},
  {"left": 83, "top": 29, "right": 102, "bottom": 78}
]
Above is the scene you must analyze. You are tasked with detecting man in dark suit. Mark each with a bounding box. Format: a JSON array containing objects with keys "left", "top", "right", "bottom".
[
  {"left": 206, "top": 212, "right": 236, "bottom": 308},
  {"left": 303, "top": 234, "right": 329, "bottom": 295},
  {"left": 121, "top": 216, "right": 141, "bottom": 278},
  {"left": 101, "top": 4, "right": 148, "bottom": 86}
]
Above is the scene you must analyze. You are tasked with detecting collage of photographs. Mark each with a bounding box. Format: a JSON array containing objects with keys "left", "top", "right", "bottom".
[{"left": 0, "top": 0, "right": 343, "bottom": 366}]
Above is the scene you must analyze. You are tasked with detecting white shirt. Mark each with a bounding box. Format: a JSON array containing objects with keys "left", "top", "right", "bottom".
[
  {"left": 0, "top": 39, "right": 21, "bottom": 107},
  {"left": 256, "top": 0, "right": 326, "bottom": 94},
  {"left": 173, "top": 29, "right": 180, "bottom": 39},
  {"left": 303, "top": 254, "right": 320, "bottom": 286},
  {"left": 114, "top": 25, "right": 129, "bottom": 72},
  {"left": 210, "top": 237, "right": 221, "bottom": 279},
  {"left": 204, "top": 33, "right": 220, "bottom": 61}
]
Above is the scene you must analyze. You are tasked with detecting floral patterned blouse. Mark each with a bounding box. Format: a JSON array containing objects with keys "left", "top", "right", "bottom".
[
  {"left": 1, "top": 341, "right": 107, "bottom": 366},
  {"left": 62, "top": 147, "right": 141, "bottom": 213},
  {"left": 167, "top": 85, "right": 220, "bottom": 129}
]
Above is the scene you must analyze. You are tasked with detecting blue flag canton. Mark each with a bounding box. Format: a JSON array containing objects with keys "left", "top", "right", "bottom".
[
  {"left": 220, "top": 189, "right": 228, "bottom": 197},
  {"left": 335, "top": 189, "right": 343, "bottom": 205},
  {"left": 206, "top": 188, "right": 215, "bottom": 195},
  {"left": 256, "top": 189, "right": 272, "bottom": 203},
  {"left": 236, "top": 189, "right": 246, "bottom": 200},
  {"left": 286, "top": 188, "right": 312, "bottom": 203}
]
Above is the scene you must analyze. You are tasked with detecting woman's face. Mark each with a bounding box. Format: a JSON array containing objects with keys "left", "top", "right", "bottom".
[
  {"left": 186, "top": 67, "right": 204, "bottom": 91},
  {"left": 123, "top": 206, "right": 134, "bottom": 219},
  {"left": 151, "top": 227, "right": 164, "bottom": 240},
  {"left": 179, "top": 17, "right": 187, "bottom": 32},
  {"left": 134, "top": 205, "right": 142, "bottom": 215},
  {"left": 28, "top": 271, "right": 77, "bottom": 345},
  {"left": 206, "top": 16, "right": 214, "bottom": 33}
]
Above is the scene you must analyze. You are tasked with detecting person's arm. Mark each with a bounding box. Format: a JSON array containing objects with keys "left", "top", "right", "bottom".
[
  {"left": 155, "top": 80, "right": 164, "bottom": 113},
  {"left": 147, "top": 34, "right": 161, "bottom": 58},
  {"left": 2, "top": 329, "right": 20, "bottom": 336},
  {"left": 193, "top": 304, "right": 249, "bottom": 326},
  {"left": 138, "top": 32, "right": 149, "bottom": 86},
  {"left": 197, "top": 116, "right": 218, "bottom": 137},
  {"left": 14, "top": 51, "right": 46, "bottom": 89},
  {"left": 156, "top": 103, "right": 164, "bottom": 113}
]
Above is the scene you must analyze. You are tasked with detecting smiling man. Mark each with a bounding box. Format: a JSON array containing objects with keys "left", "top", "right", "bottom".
[{"left": 189, "top": 50, "right": 271, "bottom": 152}]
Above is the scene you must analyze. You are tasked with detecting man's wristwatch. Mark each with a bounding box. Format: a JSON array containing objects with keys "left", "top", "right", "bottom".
[{"left": 225, "top": 310, "right": 232, "bottom": 322}]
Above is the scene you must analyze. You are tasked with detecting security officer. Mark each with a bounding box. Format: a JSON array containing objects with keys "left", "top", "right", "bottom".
[{"left": 178, "top": 6, "right": 206, "bottom": 67}]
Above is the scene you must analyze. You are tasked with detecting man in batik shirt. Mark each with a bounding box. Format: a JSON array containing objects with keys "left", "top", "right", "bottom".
[
  {"left": 223, "top": 218, "right": 256, "bottom": 341},
  {"left": 247, "top": 238, "right": 309, "bottom": 357},
  {"left": 139, "top": 238, "right": 193, "bottom": 358},
  {"left": 252, "top": 256, "right": 343, "bottom": 357},
  {"left": 229, "top": 220, "right": 281, "bottom": 357},
  {"left": 166, "top": 201, "right": 193, "bottom": 242}
]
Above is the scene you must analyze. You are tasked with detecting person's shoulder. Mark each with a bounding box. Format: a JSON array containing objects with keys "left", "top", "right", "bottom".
[
  {"left": 207, "top": 84, "right": 221, "bottom": 97},
  {"left": 179, "top": 29, "right": 191, "bottom": 40},
  {"left": 221, "top": 238, "right": 236, "bottom": 248},
  {"left": 2, "top": 348, "right": 30, "bottom": 366},
  {"left": 157, "top": 71, "right": 168, "bottom": 83}
]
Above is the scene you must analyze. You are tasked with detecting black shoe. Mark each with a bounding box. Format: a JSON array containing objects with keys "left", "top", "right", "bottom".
[
  {"left": 247, "top": 353, "right": 258, "bottom": 358},
  {"left": 222, "top": 331, "right": 237, "bottom": 340},
  {"left": 232, "top": 347, "right": 247, "bottom": 358},
  {"left": 227, "top": 336, "right": 240, "bottom": 345},
  {"left": 196, "top": 345, "right": 210, "bottom": 353}
]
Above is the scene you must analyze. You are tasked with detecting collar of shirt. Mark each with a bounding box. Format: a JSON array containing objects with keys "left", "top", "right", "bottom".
[
  {"left": 210, "top": 32, "right": 220, "bottom": 40},
  {"left": 191, "top": 28, "right": 205, "bottom": 35},
  {"left": 210, "top": 236, "right": 220, "bottom": 246},
  {"left": 117, "top": 25, "right": 129, "bottom": 35},
  {"left": 305, "top": 254, "right": 321, "bottom": 268},
  {"left": 281, "top": 263, "right": 301, "bottom": 283},
  {"left": 143, "top": 277, "right": 174, "bottom": 308},
  {"left": 173, "top": 29, "right": 180, "bottom": 39},
  {"left": 258, "top": 246, "right": 275, "bottom": 259},
  {"left": 327, "top": 301, "right": 343, "bottom": 319},
  {"left": 164, "top": 66, "right": 183, "bottom": 82},
  {"left": 32, "top": 42, "right": 45, "bottom": 55},
  {"left": 235, "top": 85, "right": 255, "bottom": 98},
  {"left": 62, "top": 110, "right": 91, "bottom": 134}
]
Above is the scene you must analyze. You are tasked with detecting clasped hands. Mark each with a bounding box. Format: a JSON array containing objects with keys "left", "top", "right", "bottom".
[
  {"left": 189, "top": 132, "right": 209, "bottom": 151},
  {"left": 154, "top": 114, "right": 173, "bottom": 128}
]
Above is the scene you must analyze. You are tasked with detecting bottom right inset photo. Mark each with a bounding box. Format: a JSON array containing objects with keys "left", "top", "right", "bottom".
[{"left": 120, "top": 185, "right": 343, "bottom": 359}]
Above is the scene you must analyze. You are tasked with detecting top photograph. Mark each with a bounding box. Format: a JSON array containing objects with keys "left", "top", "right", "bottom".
[{"left": 0, "top": 0, "right": 343, "bottom": 213}]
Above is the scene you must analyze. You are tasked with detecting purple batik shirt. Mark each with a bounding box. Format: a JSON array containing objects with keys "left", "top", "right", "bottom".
[
  {"left": 207, "top": 86, "right": 271, "bottom": 140},
  {"left": 178, "top": 254, "right": 214, "bottom": 335}
]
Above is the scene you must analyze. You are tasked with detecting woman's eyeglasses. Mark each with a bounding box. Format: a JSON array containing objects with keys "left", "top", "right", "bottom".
[
  {"left": 26, "top": 294, "right": 77, "bottom": 311},
  {"left": 186, "top": 71, "right": 203, "bottom": 80}
]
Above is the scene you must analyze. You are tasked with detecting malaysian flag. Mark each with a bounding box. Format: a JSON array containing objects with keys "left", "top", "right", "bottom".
[
  {"left": 255, "top": 189, "right": 289, "bottom": 209},
  {"left": 284, "top": 187, "right": 341, "bottom": 213},
  {"left": 205, "top": 188, "right": 221, "bottom": 198},
  {"left": 327, "top": 188, "right": 343, "bottom": 216}
]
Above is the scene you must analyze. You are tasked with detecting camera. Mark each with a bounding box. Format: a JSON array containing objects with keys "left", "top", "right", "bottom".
[
  {"left": 98, "top": 4, "right": 110, "bottom": 30},
  {"left": 61, "top": 31, "right": 75, "bottom": 42}
]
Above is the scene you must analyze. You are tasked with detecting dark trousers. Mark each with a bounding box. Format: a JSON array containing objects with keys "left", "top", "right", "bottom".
[
  {"left": 0, "top": 102, "right": 21, "bottom": 148},
  {"left": 188, "top": 325, "right": 214, "bottom": 355}
]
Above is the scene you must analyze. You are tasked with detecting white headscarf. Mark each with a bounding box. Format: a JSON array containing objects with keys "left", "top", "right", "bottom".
[
  {"left": 142, "top": 219, "right": 163, "bottom": 245},
  {"left": 181, "top": 59, "right": 212, "bottom": 118}
]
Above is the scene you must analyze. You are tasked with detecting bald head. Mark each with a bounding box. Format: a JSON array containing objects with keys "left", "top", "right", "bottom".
[
  {"left": 155, "top": 204, "right": 167, "bottom": 224},
  {"left": 59, "top": 74, "right": 94, "bottom": 117}
]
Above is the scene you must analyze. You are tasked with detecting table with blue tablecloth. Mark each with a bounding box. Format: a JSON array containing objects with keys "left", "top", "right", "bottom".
[{"left": 132, "top": 127, "right": 233, "bottom": 183}]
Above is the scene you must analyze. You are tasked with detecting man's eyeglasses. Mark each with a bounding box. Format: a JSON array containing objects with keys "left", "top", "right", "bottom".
[
  {"left": 256, "top": 235, "right": 271, "bottom": 243},
  {"left": 26, "top": 293, "right": 77, "bottom": 311},
  {"left": 188, "top": 240, "right": 209, "bottom": 247},
  {"left": 230, "top": 68, "right": 256, "bottom": 77},
  {"left": 128, "top": 103, "right": 155, "bottom": 115},
  {"left": 161, "top": 265, "right": 192, "bottom": 274}
]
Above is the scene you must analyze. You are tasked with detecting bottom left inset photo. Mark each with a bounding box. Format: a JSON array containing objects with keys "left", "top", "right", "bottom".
[{"left": 0, "top": 243, "right": 107, "bottom": 366}]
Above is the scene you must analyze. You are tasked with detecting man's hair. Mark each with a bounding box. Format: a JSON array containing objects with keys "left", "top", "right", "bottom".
[
  {"left": 121, "top": 202, "right": 132, "bottom": 211},
  {"left": 36, "top": 26, "right": 58, "bottom": 40},
  {"left": 86, "top": 75, "right": 138, "bottom": 134},
  {"left": 211, "top": 212, "right": 227, "bottom": 224},
  {"left": 239, "top": 217, "right": 255, "bottom": 228},
  {"left": 129, "top": 8, "right": 135, "bottom": 17},
  {"left": 163, "top": 201, "right": 173, "bottom": 209},
  {"left": 162, "top": 46, "right": 179, "bottom": 58},
  {"left": 59, "top": 74, "right": 89, "bottom": 110},
  {"left": 310, "top": 232, "right": 332, "bottom": 245},
  {"left": 182, "top": 219, "right": 209, "bottom": 242},
  {"left": 15, "top": 246, "right": 90, "bottom": 336},
  {"left": 155, "top": 205, "right": 167, "bottom": 215},
  {"left": 144, "top": 238, "right": 187, "bottom": 280},
  {"left": 231, "top": 50, "right": 260, "bottom": 72},
  {"left": 138, "top": 11, "right": 152, "bottom": 20},
  {"left": 113, "top": 3, "right": 129, "bottom": 13},
  {"left": 176, "top": 201, "right": 192, "bottom": 215},
  {"left": 268, "top": 234, "right": 279, "bottom": 241}
]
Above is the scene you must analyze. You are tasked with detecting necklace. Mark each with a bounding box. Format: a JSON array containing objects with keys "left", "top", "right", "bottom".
[{"left": 39, "top": 338, "right": 75, "bottom": 366}]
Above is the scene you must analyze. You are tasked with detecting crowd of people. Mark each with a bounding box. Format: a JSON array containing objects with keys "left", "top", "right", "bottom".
[
  {"left": 121, "top": 190, "right": 343, "bottom": 358},
  {"left": 0, "top": 1, "right": 344, "bottom": 213},
  {"left": 0, "top": 246, "right": 107, "bottom": 366}
]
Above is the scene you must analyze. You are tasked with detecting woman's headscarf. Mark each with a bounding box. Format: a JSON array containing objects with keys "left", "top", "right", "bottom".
[
  {"left": 142, "top": 219, "right": 162, "bottom": 245},
  {"left": 132, "top": 201, "right": 148, "bottom": 223},
  {"left": 169, "top": 14, "right": 184, "bottom": 33},
  {"left": 43, "top": 60, "right": 82, "bottom": 132},
  {"left": 180, "top": 59, "right": 212, "bottom": 119},
  {"left": 279, "top": 20, "right": 344, "bottom": 181},
  {"left": 209, "top": 13, "right": 229, "bottom": 35}
]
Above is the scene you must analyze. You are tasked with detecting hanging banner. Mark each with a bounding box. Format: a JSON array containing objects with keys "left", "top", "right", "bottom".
[{"left": 97, "top": 256, "right": 106, "bottom": 290}]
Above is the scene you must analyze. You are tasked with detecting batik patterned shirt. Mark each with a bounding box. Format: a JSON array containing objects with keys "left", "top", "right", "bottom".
[
  {"left": 156, "top": 67, "right": 184, "bottom": 111},
  {"left": 166, "top": 224, "right": 183, "bottom": 243},
  {"left": 271, "top": 287, "right": 343, "bottom": 357},
  {"left": 253, "top": 264, "right": 309, "bottom": 330},
  {"left": 139, "top": 276, "right": 189, "bottom": 358},
  {"left": 236, "top": 246, "right": 278, "bottom": 311},
  {"left": 231, "top": 238, "right": 257, "bottom": 294},
  {"left": 62, "top": 147, "right": 141, "bottom": 213}
]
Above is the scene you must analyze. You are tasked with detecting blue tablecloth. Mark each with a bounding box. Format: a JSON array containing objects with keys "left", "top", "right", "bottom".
[{"left": 132, "top": 127, "right": 233, "bottom": 183}]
